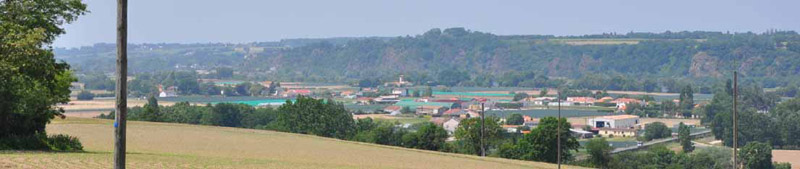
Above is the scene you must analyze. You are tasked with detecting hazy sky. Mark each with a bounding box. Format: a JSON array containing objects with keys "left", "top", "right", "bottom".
[{"left": 53, "top": 0, "right": 800, "bottom": 48}]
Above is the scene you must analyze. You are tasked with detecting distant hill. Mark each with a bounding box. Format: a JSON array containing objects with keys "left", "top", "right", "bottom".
[
  {"left": 0, "top": 117, "right": 586, "bottom": 169},
  {"left": 55, "top": 28, "right": 800, "bottom": 91}
]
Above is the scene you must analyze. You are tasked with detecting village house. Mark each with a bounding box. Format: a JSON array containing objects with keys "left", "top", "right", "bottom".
[
  {"left": 443, "top": 118, "right": 461, "bottom": 134},
  {"left": 597, "top": 128, "right": 638, "bottom": 137},
  {"left": 587, "top": 114, "right": 640, "bottom": 129},
  {"left": 612, "top": 98, "right": 645, "bottom": 111},
  {"left": 391, "top": 88, "right": 408, "bottom": 97},
  {"left": 383, "top": 105, "right": 403, "bottom": 116},
  {"left": 416, "top": 105, "right": 448, "bottom": 116},
  {"left": 442, "top": 108, "right": 480, "bottom": 118},
  {"left": 355, "top": 97, "right": 373, "bottom": 105},
  {"left": 570, "top": 129, "right": 594, "bottom": 139},
  {"left": 547, "top": 101, "right": 574, "bottom": 107},
  {"left": 596, "top": 96, "right": 614, "bottom": 103},
  {"left": 523, "top": 116, "right": 540, "bottom": 128},
  {"left": 283, "top": 89, "right": 311, "bottom": 97},
  {"left": 531, "top": 97, "right": 556, "bottom": 105},
  {"left": 567, "top": 97, "right": 596, "bottom": 106},
  {"left": 158, "top": 85, "right": 178, "bottom": 98},
  {"left": 373, "top": 95, "right": 400, "bottom": 104}
]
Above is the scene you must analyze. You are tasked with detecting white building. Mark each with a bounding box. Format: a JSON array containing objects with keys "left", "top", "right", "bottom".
[
  {"left": 547, "top": 101, "right": 573, "bottom": 107},
  {"left": 586, "top": 115, "right": 640, "bottom": 129},
  {"left": 443, "top": 118, "right": 461, "bottom": 134}
]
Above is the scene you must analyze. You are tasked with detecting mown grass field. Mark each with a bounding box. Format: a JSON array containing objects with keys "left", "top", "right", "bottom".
[{"left": 0, "top": 118, "right": 587, "bottom": 169}]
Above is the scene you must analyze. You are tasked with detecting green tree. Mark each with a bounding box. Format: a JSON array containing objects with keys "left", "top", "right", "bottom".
[
  {"left": 0, "top": 0, "right": 87, "bottom": 138},
  {"left": 739, "top": 141, "right": 773, "bottom": 169},
  {"left": 413, "top": 122, "right": 448, "bottom": 150},
  {"left": 539, "top": 88, "right": 548, "bottom": 97},
  {"left": 272, "top": 96, "right": 356, "bottom": 140},
  {"left": 249, "top": 84, "right": 264, "bottom": 96},
  {"left": 644, "top": 122, "right": 671, "bottom": 141},
  {"left": 506, "top": 113, "right": 524, "bottom": 125},
  {"left": 454, "top": 117, "right": 503, "bottom": 155},
  {"left": 679, "top": 84, "right": 695, "bottom": 117},
  {"left": 423, "top": 86, "right": 433, "bottom": 97},
  {"left": 515, "top": 117, "right": 580, "bottom": 163},
  {"left": 140, "top": 95, "right": 162, "bottom": 122},
  {"left": 512, "top": 92, "right": 529, "bottom": 101},
  {"left": 679, "top": 122, "right": 694, "bottom": 152},
  {"left": 586, "top": 138, "right": 613, "bottom": 168}
]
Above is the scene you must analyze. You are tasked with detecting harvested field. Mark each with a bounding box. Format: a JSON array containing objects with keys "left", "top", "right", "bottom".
[
  {"left": 773, "top": 150, "right": 800, "bottom": 169},
  {"left": 0, "top": 118, "right": 587, "bottom": 169},
  {"left": 57, "top": 98, "right": 175, "bottom": 118}
]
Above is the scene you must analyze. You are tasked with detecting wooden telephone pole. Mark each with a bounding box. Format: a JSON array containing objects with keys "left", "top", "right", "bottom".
[
  {"left": 732, "top": 71, "right": 738, "bottom": 169},
  {"left": 480, "top": 103, "right": 485, "bottom": 157},
  {"left": 557, "top": 92, "right": 561, "bottom": 169},
  {"left": 114, "top": 0, "right": 128, "bottom": 168}
]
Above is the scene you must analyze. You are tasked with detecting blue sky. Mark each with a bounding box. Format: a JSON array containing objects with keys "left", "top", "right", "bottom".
[{"left": 53, "top": 0, "right": 800, "bottom": 48}]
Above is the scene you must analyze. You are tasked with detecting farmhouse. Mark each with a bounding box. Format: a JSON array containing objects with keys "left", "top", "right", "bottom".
[
  {"left": 374, "top": 95, "right": 400, "bottom": 104},
  {"left": 443, "top": 118, "right": 461, "bottom": 134},
  {"left": 567, "top": 97, "right": 596, "bottom": 106},
  {"left": 548, "top": 101, "right": 573, "bottom": 107},
  {"left": 383, "top": 105, "right": 403, "bottom": 116},
  {"left": 284, "top": 89, "right": 311, "bottom": 97},
  {"left": 523, "top": 116, "right": 540, "bottom": 128},
  {"left": 587, "top": 115, "right": 640, "bottom": 129},
  {"left": 612, "top": 98, "right": 644, "bottom": 111},
  {"left": 570, "top": 129, "right": 594, "bottom": 139},
  {"left": 158, "top": 85, "right": 178, "bottom": 98},
  {"left": 416, "top": 106, "right": 449, "bottom": 116},
  {"left": 597, "top": 128, "right": 637, "bottom": 137},
  {"left": 442, "top": 108, "right": 475, "bottom": 118}
]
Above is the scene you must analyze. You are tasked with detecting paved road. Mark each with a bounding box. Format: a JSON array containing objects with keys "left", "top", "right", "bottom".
[{"left": 611, "top": 130, "right": 711, "bottom": 154}]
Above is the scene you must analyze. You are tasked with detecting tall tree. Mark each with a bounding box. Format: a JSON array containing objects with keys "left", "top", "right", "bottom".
[
  {"left": 0, "top": 0, "right": 87, "bottom": 138},
  {"left": 454, "top": 117, "right": 503, "bottom": 155},
  {"left": 586, "top": 138, "right": 613, "bottom": 168},
  {"left": 739, "top": 141, "right": 773, "bottom": 169},
  {"left": 514, "top": 117, "right": 580, "bottom": 163},
  {"left": 644, "top": 122, "right": 672, "bottom": 141},
  {"left": 679, "top": 122, "right": 694, "bottom": 152},
  {"left": 679, "top": 84, "right": 694, "bottom": 117},
  {"left": 506, "top": 113, "right": 524, "bottom": 125}
]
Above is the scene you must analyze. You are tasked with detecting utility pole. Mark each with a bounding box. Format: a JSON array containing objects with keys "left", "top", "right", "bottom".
[
  {"left": 114, "top": 0, "right": 128, "bottom": 168},
  {"left": 557, "top": 93, "right": 561, "bottom": 169},
  {"left": 732, "top": 71, "right": 738, "bottom": 169},
  {"left": 480, "top": 103, "right": 485, "bottom": 157}
]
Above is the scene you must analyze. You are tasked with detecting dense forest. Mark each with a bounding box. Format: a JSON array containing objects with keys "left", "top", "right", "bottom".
[{"left": 57, "top": 28, "right": 800, "bottom": 92}]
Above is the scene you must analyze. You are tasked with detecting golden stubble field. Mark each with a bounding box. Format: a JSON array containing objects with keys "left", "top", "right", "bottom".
[
  {"left": 58, "top": 98, "right": 176, "bottom": 118},
  {"left": 0, "top": 118, "right": 588, "bottom": 169}
]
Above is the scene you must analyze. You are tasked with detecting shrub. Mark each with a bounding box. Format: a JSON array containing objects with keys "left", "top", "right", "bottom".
[
  {"left": 77, "top": 90, "right": 95, "bottom": 100},
  {"left": 45, "top": 134, "right": 83, "bottom": 151},
  {"left": 0, "top": 134, "right": 83, "bottom": 151}
]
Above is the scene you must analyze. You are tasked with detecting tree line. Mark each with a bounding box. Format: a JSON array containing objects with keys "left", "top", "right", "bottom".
[{"left": 98, "top": 96, "right": 585, "bottom": 164}]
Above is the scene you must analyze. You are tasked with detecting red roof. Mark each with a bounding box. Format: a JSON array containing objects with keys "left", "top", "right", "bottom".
[
  {"left": 612, "top": 98, "right": 641, "bottom": 104},
  {"left": 289, "top": 89, "right": 311, "bottom": 94},
  {"left": 442, "top": 108, "right": 463, "bottom": 115}
]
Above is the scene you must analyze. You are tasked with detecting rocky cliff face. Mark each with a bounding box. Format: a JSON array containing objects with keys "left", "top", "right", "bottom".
[{"left": 689, "top": 52, "right": 722, "bottom": 77}]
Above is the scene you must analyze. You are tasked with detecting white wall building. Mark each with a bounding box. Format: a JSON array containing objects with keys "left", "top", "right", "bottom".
[
  {"left": 443, "top": 118, "right": 461, "bottom": 134},
  {"left": 586, "top": 115, "right": 640, "bottom": 129}
]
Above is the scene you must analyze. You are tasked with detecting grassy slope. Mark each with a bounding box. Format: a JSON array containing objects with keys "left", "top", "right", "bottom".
[{"left": 0, "top": 118, "right": 587, "bottom": 169}]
